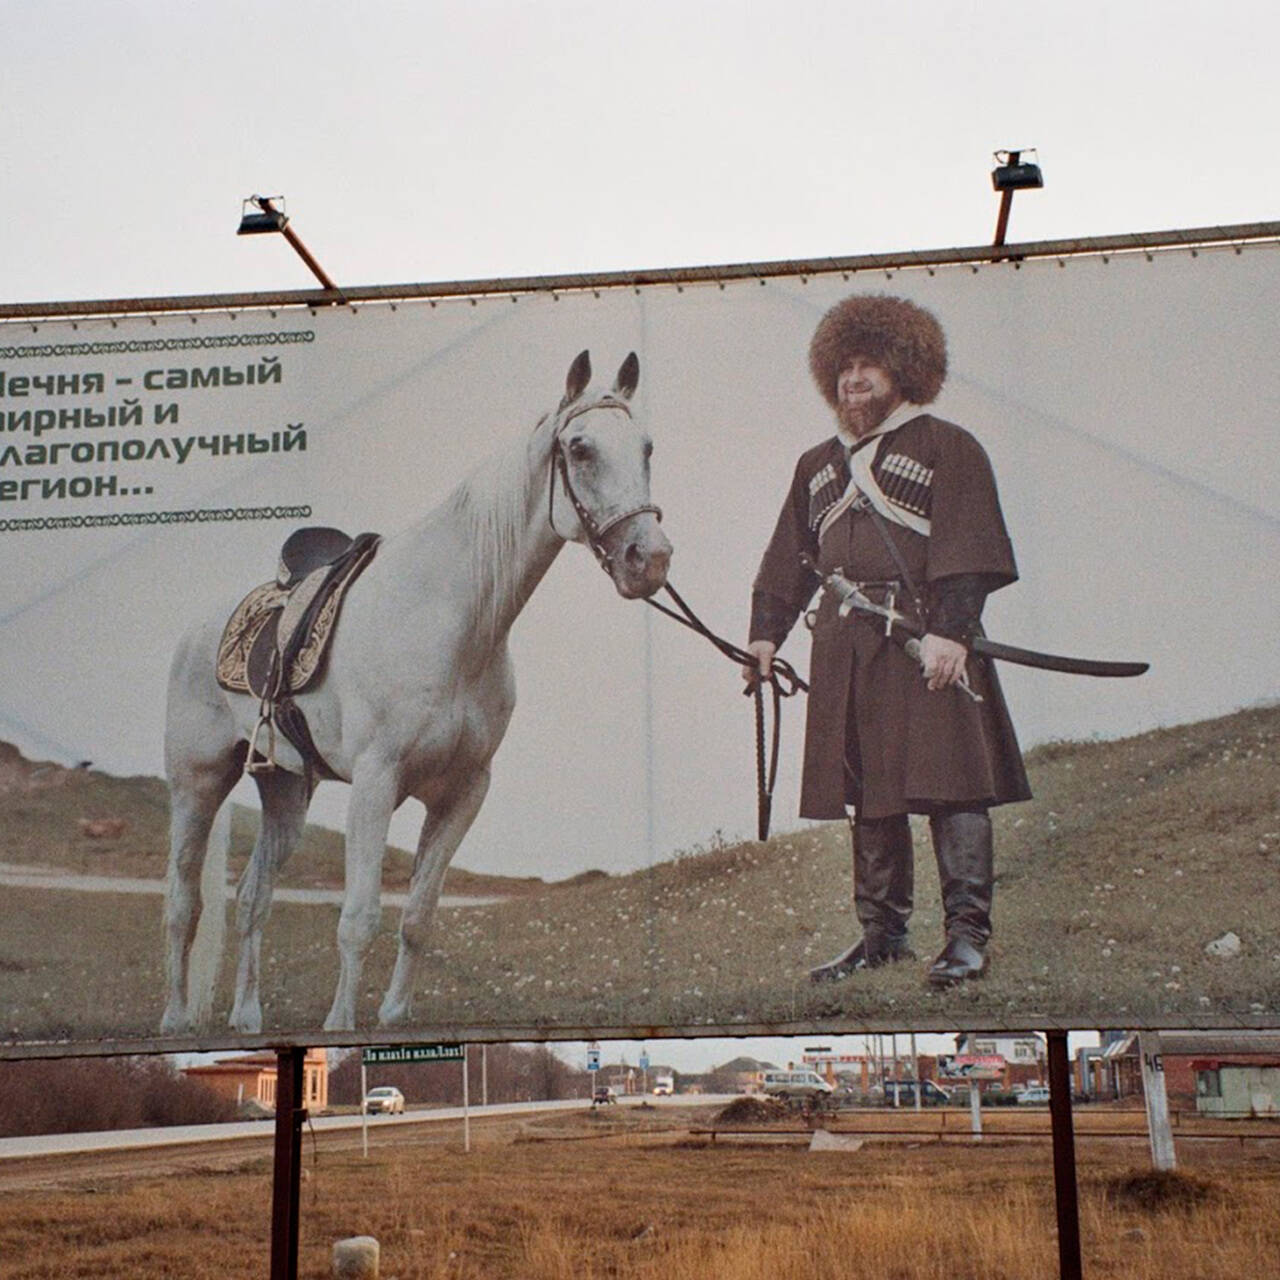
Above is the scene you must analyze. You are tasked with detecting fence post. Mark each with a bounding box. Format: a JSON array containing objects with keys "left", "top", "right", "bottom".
[{"left": 1139, "top": 1030, "right": 1177, "bottom": 1171}]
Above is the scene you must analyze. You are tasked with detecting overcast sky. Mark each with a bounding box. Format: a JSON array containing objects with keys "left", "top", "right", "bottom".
[
  {"left": 10, "top": 0, "right": 1274, "bottom": 1067},
  {"left": 7, "top": 1, "right": 1279, "bottom": 304}
]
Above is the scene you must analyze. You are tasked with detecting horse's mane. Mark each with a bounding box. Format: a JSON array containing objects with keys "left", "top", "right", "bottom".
[{"left": 450, "top": 406, "right": 560, "bottom": 643}]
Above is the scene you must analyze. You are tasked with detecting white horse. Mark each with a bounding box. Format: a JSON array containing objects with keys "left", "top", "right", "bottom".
[{"left": 161, "top": 351, "right": 671, "bottom": 1034}]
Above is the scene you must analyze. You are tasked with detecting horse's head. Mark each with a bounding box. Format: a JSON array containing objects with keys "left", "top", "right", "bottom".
[{"left": 551, "top": 350, "right": 672, "bottom": 599}]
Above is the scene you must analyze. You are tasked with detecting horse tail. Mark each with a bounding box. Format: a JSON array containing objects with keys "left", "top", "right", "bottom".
[{"left": 187, "top": 801, "right": 229, "bottom": 1027}]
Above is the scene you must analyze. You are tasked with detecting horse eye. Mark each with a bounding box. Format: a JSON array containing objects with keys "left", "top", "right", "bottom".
[{"left": 568, "top": 437, "right": 592, "bottom": 462}]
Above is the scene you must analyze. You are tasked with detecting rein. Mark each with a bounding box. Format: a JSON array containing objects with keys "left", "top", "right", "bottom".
[
  {"left": 644, "top": 583, "right": 806, "bottom": 841},
  {"left": 548, "top": 395, "right": 805, "bottom": 841}
]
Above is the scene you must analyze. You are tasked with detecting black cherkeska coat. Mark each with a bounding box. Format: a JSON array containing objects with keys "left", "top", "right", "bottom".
[{"left": 750, "top": 413, "right": 1031, "bottom": 820}]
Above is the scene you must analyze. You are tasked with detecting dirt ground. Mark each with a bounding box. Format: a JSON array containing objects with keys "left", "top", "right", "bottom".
[{"left": 1, "top": 1101, "right": 1278, "bottom": 1279}]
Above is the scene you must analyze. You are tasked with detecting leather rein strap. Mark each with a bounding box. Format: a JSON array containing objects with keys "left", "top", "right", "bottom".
[
  {"left": 548, "top": 396, "right": 802, "bottom": 841},
  {"left": 645, "top": 582, "right": 806, "bottom": 842}
]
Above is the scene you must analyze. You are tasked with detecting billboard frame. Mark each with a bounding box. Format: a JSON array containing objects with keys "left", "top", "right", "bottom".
[
  {"left": 2, "top": 221, "right": 1278, "bottom": 321},
  {"left": 1, "top": 219, "right": 1277, "bottom": 1062}
]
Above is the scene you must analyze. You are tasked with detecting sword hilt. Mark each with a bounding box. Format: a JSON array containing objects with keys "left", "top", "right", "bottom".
[{"left": 903, "top": 638, "right": 984, "bottom": 703}]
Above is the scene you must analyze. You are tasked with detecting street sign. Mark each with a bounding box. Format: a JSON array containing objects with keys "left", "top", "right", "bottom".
[
  {"left": 639, "top": 1053, "right": 649, "bottom": 1070},
  {"left": 587, "top": 1048, "right": 601, "bottom": 1072},
  {"left": 363, "top": 1043, "right": 464, "bottom": 1064}
]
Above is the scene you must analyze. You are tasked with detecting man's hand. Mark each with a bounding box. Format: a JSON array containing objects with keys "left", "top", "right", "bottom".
[
  {"left": 742, "top": 639, "right": 776, "bottom": 685},
  {"left": 919, "top": 633, "right": 968, "bottom": 691}
]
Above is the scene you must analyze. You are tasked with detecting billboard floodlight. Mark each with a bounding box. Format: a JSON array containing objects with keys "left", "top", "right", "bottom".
[
  {"left": 235, "top": 193, "right": 344, "bottom": 298},
  {"left": 237, "top": 194, "right": 289, "bottom": 236},
  {"left": 991, "top": 148, "right": 1044, "bottom": 258},
  {"left": 992, "top": 150, "right": 1044, "bottom": 192}
]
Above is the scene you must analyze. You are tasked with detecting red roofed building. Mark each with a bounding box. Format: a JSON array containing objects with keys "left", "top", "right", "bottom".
[{"left": 183, "top": 1047, "right": 327, "bottom": 1111}]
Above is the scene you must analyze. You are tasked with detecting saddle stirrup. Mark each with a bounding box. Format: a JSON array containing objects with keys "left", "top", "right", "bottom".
[{"left": 246, "top": 694, "right": 278, "bottom": 774}]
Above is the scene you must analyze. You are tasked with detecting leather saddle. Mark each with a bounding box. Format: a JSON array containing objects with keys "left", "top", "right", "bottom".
[{"left": 216, "top": 527, "right": 381, "bottom": 776}]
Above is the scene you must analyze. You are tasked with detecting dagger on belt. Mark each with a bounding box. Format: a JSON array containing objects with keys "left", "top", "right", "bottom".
[{"left": 799, "top": 554, "right": 1149, "bottom": 699}]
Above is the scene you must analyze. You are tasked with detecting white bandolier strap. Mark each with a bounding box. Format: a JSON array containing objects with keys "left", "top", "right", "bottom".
[
  {"left": 848, "top": 443, "right": 932, "bottom": 536},
  {"left": 820, "top": 436, "right": 932, "bottom": 542}
]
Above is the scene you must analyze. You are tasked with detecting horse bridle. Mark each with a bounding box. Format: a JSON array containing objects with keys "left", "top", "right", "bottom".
[{"left": 548, "top": 395, "right": 663, "bottom": 573}]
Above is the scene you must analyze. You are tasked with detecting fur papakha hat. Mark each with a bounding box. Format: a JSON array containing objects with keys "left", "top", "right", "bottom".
[{"left": 809, "top": 294, "right": 947, "bottom": 408}]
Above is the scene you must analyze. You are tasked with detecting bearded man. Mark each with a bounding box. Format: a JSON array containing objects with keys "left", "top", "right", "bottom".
[{"left": 745, "top": 294, "right": 1030, "bottom": 986}]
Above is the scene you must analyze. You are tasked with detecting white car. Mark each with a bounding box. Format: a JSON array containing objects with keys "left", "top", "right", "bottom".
[
  {"left": 1016, "top": 1085, "right": 1052, "bottom": 1105},
  {"left": 363, "top": 1086, "right": 406, "bottom": 1114},
  {"left": 761, "top": 1069, "right": 834, "bottom": 1101}
]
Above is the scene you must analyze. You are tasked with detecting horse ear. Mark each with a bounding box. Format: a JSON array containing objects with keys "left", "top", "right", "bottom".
[
  {"left": 613, "top": 352, "right": 640, "bottom": 400},
  {"left": 562, "top": 350, "right": 592, "bottom": 407}
]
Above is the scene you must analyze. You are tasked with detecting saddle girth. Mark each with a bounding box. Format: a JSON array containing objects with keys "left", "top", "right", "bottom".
[{"left": 216, "top": 529, "right": 382, "bottom": 778}]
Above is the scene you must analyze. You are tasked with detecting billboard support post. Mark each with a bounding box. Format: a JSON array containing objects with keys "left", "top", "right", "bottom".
[
  {"left": 270, "top": 1047, "right": 306, "bottom": 1280},
  {"left": 1047, "top": 1031, "right": 1083, "bottom": 1280}
]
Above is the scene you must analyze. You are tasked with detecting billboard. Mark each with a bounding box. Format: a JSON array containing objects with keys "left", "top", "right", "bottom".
[{"left": 1, "top": 231, "right": 1277, "bottom": 1052}]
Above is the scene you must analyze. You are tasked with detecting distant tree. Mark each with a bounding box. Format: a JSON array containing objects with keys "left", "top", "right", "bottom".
[{"left": 0, "top": 1056, "right": 237, "bottom": 1138}]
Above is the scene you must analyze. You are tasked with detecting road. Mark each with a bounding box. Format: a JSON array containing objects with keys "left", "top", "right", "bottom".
[
  {"left": 0, "top": 861, "right": 496, "bottom": 909},
  {"left": 0, "top": 1093, "right": 727, "bottom": 1162}
]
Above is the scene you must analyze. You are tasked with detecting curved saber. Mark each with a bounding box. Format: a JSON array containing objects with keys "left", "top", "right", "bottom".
[
  {"left": 968, "top": 635, "right": 1148, "bottom": 678},
  {"left": 803, "top": 557, "right": 1150, "bottom": 679}
]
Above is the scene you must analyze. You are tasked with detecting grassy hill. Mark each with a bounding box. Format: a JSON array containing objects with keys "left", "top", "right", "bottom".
[
  {"left": 1, "top": 703, "right": 1276, "bottom": 1040},
  {"left": 0, "top": 743, "right": 541, "bottom": 898}
]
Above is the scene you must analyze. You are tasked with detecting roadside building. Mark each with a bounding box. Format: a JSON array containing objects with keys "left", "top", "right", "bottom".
[
  {"left": 182, "top": 1047, "right": 328, "bottom": 1112},
  {"left": 1083, "top": 1031, "right": 1280, "bottom": 1113}
]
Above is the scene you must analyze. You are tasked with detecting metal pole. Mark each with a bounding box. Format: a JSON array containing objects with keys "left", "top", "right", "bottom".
[
  {"left": 992, "top": 150, "right": 1019, "bottom": 255},
  {"left": 270, "top": 1047, "right": 306, "bottom": 1280},
  {"left": 360, "top": 1058, "right": 369, "bottom": 1160},
  {"left": 482, "top": 1044, "right": 488, "bottom": 1108},
  {"left": 993, "top": 189, "right": 1015, "bottom": 248},
  {"left": 462, "top": 1045, "right": 471, "bottom": 1154},
  {"left": 1046, "top": 1031, "right": 1083, "bottom": 1280},
  {"left": 911, "top": 1033, "right": 921, "bottom": 1112},
  {"left": 251, "top": 196, "right": 345, "bottom": 298}
]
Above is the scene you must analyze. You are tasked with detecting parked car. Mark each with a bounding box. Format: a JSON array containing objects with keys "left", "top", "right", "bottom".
[
  {"left": 363, "top": 1086, "right": 405, "bottom": 1115},
  {"left": 761, "top": 1070, "right": 835, "bottom": 1102},
  {"left": 592, "top": 1085, "right": 617, "bottom": 1105},
  {"left": 1016, "top": 1085, "right": 1052, "bottom": 1105},
  {"left": 879, "top": 1080, "right": 953, "bottom": 1107}
]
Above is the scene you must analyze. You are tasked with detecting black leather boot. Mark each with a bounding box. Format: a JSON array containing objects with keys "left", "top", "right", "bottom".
[
  {"left": 810, "top": 815, "right": 915, "bottom": 983},
  {"left": 927, "top": 809, "right": 993, "bottom": 986}
]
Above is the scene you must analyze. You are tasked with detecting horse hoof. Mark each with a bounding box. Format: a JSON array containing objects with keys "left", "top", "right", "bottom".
[
  {"left": 229, "top": 1003, "right": 263, "bottom": 1035},
  {"left": 377, "top": 997, "right": 412, "bottom": 1027},
  {"left": 160, "top": 1006, "right": 193, "bottom": 1036},
  {"left": 323, "top": 1008, "right": 354, "bottom": 1033}
]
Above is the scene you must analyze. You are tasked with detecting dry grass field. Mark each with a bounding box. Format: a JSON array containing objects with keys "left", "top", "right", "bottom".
[{"left": 1, "top": 1102, "right": 1278, "bottom": 1279}]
